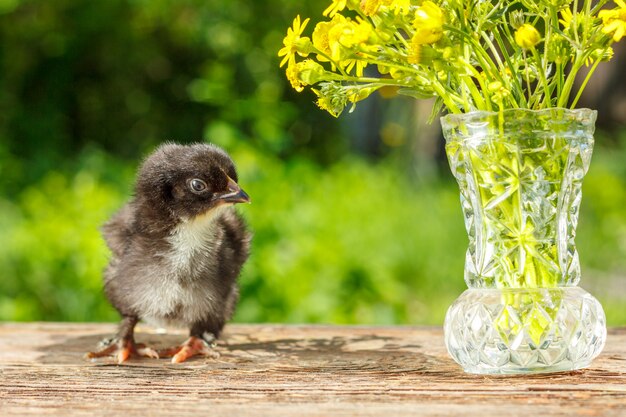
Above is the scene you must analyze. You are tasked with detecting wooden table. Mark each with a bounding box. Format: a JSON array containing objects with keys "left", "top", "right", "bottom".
[{"left": 0, "top": 323, "right": 624, "bottom": 416}]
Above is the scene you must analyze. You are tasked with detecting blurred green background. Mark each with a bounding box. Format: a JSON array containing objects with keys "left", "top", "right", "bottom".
[{"left": 0, "top": 0, "right": 625, "bottom": 325}]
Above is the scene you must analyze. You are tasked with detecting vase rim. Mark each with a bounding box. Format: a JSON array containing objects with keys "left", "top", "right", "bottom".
[{"left": 441, "top": 107, "right": 597, "bottom": 126}]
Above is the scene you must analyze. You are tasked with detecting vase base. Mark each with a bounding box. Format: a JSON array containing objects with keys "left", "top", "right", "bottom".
[
  {"left": 459, "top": 360, "right": 592, "bottom": 375},
  {"left": 444, "top": 287, "right": 606, "bottom": 375}
]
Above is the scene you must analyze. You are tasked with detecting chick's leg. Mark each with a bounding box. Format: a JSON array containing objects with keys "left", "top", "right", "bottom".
[
  {"left": 86, "top": 316, "right": 159, "bottom": 363},
  {"left": 158, "top": 320, "right": 222, "bottom": 363},
  {"left": 157, "top": 336, "right": 217, "bottom": 363}
]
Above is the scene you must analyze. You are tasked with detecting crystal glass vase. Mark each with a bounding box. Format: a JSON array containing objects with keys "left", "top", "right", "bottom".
[{"left": 441, "top": 108, "right": 607, "bottom": 374}]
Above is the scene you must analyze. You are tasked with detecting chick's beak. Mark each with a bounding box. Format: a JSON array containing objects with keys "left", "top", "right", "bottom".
[{"left": 215, "top": 176, "right": 251, "bottom": 204}]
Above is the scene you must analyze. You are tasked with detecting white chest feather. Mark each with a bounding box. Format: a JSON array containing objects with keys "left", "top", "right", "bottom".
[
  {"left": 166, "top": 209, "right": 223, "bottom": 272},
  {"left": 131, "top": 208, "right": 226, "bottom": 328}
]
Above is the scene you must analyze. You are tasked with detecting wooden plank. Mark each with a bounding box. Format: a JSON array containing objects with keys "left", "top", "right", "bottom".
[{"left": 0, "top": 323, "right": 624, "bottom": 416}]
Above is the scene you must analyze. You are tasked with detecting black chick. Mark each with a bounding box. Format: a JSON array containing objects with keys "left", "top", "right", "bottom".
[{"left": 87, "top": 143, "right": 251, "bottom": 364}]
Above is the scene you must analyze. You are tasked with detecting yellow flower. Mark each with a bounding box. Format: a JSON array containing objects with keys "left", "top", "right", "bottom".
[
  {"left": 324, "top": 0, "right": 347, "bottom": 17},
  {"left": 559, "top": 8, "right": 573, "bottom": 28},
  {"left": 285, "top": 62, "right": 305, "bottom": 92},
  {"left": 340, "top": 17, "right": 374, "bottom": 48},
  {"left": 313, "top": 16, "right": 369, "bottom": 75},
  {"left": 360, "top": 0, "right": 410, "bottom": 16},
  {"left": 360, "top": 0, "right": 383, "bottom": 16},
  {"left": 278, "top": 15, "right": 312, "bottom": 67},
  {"left": 313, "top": 20, "right": 333, "bottom": 60},
  {"left": 343, "top": 58, "right": 367, "bottom": 77},
  {"left": 327, "top": 15, "right": 370, "bottom": 59},
  {"left": 327, "top": 15, "right": 352, "bottom": 61},
  {"left": 388, "top": 0, "right": 411, "bottom": 14},
  {"left": 514, "top": 24, "right": 541, "bottom": 49},
  {"left": 558, "top": 7, "right": 588, "bottom": 34},
  {"left": 599, "top": 0, "right": 626, "bottom": 42},
  {"left": 286, "top": 60, "right": 330, "bottom": 92},
  {"left": 413, "top": 1, "right": 444, "bottom": 45}
]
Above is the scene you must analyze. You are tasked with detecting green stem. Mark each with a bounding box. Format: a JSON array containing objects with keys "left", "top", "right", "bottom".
[
  {"left": 444, "top": 25, "right": 509, "bottom": 87},
  {"left": 530, "top": 47, "right": 551, "bottom": 108},
  {"left": 311, "top": 47, "right": 352, "bottom": 79},
  {"left": 491, "top": 29, "right": 528, "bottom": 108},
  {"left": 570, "top": 58, "right": 601, "bottom": 108},
  {"left": 522, "top": 51, "right": 533, "bottom": 106},
  {"left": 557, "top": 58, "right": 583, "bottom": 107},
  {"left": 444, "top": 25, "right": 519, "bottom": 107},
  {"left": 459, "top": 58, "right": 490, "bottom": 111},
  {"left": 480, "top": 32, "right": 505, "bottom": 69},
  {"left": 342, "top": 76, "right": 415, "bottom": 85},
  {"left": 432, "top": 81, "right": 461, "bottom": 113},
  {"left": 591, "top": 0, "right": 610, "bottom": 14}
]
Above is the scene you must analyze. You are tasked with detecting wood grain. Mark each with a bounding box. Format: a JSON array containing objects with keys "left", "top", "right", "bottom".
[{"left": 0, "top": 323, "right": 624, "bottom": 416}]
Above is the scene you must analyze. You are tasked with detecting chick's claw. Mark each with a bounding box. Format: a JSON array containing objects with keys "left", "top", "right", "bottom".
[
  {"left": 158, "top": 336, "right": 220, "bottom": 363},
  {"left": 85, "top": 338, "right": 159, "bottom": 364},
  {"left": 135, "top": 344, "right": 160, "bottom": 359}
]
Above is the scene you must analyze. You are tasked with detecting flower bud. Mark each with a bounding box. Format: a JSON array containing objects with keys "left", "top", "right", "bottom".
[
  {"left": 295, "top": 37, "right": 313, "bottom": 56},
  {"left": 488, "top": 81, "right": 503, "bottom": 92},
  {"left": 297, "top": 60, "right": 330, "bottom": 85},
  {"left": 514, "top": 24, "right": 541, "bottom": 49},
  {"left": 591, "top": 47, "right": 614, "bottom": 62},
  {"left": 509, "top": 11, "right": 525, "bottom": 29}
]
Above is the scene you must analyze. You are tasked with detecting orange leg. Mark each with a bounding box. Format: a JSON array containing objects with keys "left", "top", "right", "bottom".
[
  {"left": 85, "top": 316, "right": 158, "bottom": 364},
  {"left": 86, "top": 337, "right": 159, "bottom": 364},
  {"left": 158, "top": 336, "right": 219, "bottom": 363}
]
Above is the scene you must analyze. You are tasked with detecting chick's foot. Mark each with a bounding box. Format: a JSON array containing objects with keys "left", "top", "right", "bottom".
[
  {"left": 158, "top": 336, "right": 220, "bottom": 363},
  {"left": 86, "top": 338, "right": 159, "bottom": 364}
]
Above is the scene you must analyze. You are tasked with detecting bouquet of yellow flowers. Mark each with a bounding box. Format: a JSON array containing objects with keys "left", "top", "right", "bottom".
[{"left": 278, "top": 0, "right": 625, "bottom": 118}]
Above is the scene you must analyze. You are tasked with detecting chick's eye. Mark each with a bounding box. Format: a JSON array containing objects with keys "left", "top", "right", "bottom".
[{"left": 189, "top": 179, "right": 208, "bottom": 193}]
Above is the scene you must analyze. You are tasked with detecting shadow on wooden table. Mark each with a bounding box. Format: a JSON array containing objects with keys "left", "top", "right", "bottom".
[{"left": 35, "top": 325, "right": 450, "bottom": 375}]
